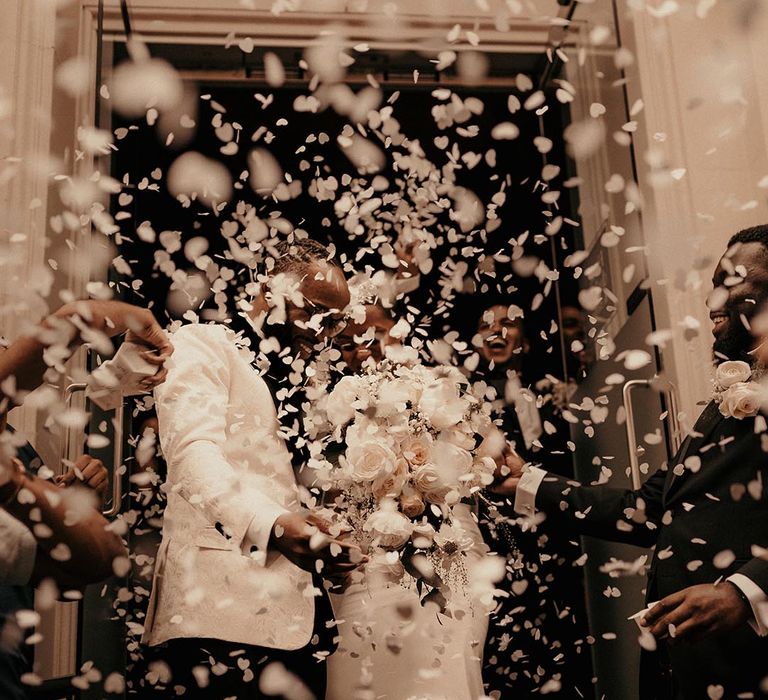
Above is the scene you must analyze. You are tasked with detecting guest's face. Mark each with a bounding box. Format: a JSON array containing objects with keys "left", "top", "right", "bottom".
[
  {"left": 709, "top": 241, "right": 768, "bottom": 363},
  {"left": 337, "top": 305, "right": 395, "bottom": 373},
  {"left": 286, "top": 261, "right": 350, "bottom": 359},
  {"left": 561, "top": 305, "right": 594, "bottom": 373},
  {"left": 477, "top": 305, "right": 525, "bottom": 367}
]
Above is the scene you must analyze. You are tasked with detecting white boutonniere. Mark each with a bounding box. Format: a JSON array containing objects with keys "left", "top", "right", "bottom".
[{"left": 713, "top": 361, "right": 762, "bottom": 419}]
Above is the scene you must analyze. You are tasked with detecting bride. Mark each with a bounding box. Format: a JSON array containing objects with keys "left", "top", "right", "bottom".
[
  {"left": 322, "top": 303, "right": 492, "bottom": 700},
  {"left": 325, "top": 503, "right": 490, "bottom": 700}
]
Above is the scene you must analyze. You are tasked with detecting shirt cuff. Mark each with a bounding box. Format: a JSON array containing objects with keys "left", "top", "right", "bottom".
[
  {"left": 0, "top": 511, "right": 37, "bottom": 585},
  {"left": 727, "top": 573, "right": 768, "bottom": 636},
  {"left": 514, "top": 466, "right": 547, "bottom": 516},
  {"left": 242, "top": 502, "right": 289, "bottom": 566}
]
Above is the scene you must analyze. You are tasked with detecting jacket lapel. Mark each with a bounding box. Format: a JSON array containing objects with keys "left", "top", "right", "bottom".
[{"left": 664, "top": 401, "right": 724, "bottom": 501}]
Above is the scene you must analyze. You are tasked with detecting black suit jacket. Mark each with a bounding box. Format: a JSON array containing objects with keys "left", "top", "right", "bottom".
[
  {"left": 534, "top": 401, "right": 768, "bottom": 698},
  {"left": 479, "top": 379, "right": 593, "bottom": 698}
]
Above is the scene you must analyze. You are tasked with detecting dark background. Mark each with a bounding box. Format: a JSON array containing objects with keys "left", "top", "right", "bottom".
[{"left": 110, "top": 45, "right": 581, "bottom": 382}]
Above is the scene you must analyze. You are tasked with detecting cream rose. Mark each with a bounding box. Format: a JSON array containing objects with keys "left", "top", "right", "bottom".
[
  {"left": 432, "top": 440, "right": 473, "bottom": 479},
  {"left": 346, "top": 440, "right": 397, "bottom": 482},
  {"left": 372, "top": 457, "right": 408, "bottom": 499},
  {"left": 411, "top": 462, "right": 444, "bottom": 500},
  {"left": 718, "top": 382, "right": 761, "bottom": 419},
  {"left": 399, "top": 485, "right": 426, "bottom": 518},
  {"left": 363, "top": 500, "right": 413, "bottom": 549},
  {"left": 400, "top": 434, "right": 433, "bottom": 466},
  {"left": 715, "top": 360, "right": 752, "bottom": 389}
]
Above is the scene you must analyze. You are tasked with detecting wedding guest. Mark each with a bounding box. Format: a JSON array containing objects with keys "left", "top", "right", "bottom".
[
  {"left": 0, "top": 298, "right": 171, "bottom": 699},
  {"left": 142, "top": 238, "right": 364, "bottom": 699},
  {"left": 0, "top": 445, "right": 110, "bottom": 700},
  {"left": 472, "top": 303, "right": 593, "bottom": 699},
  {"left": 560, "top": 303, "right": 595, "bottom": 383},
  {"left": 493, "top": 225, "right": 768, "bottom": 699}
]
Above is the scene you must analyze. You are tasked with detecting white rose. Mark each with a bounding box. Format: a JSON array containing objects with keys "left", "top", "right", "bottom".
[
  {"left": 432, "top": 440, "right": 473, "bottom": 480},
  {"left": 418, "top": 378, "right": 468, "bottom": 430},
  {"left": 718, "top": 382, "right": 761, "bottom": 419},
  {"left": 326, "top": 375, "right": 365, "bottom": 427},
  {"left": 400, "top": 434, "right": 433, "bottom": 466},
  {"left": 376, "top": 378, "right": 418, "bottom": 418},
  {"left": 440, "top": 426, "right": 476, "bottom": 450},
  {"left": 411, "top": 462, "right": 443, "bottom": 500},
  {"left": 372, "top": 457, "right": 408, "bottom": 499},
  {"left": 346, "top": 440, "right": 397, "bottom": 482},
  {"left": 715, "top": 360, "right": 752, "bottom": 389},
  {"left": 345, "top": 415, "right": 385, "bottom": 449},
  {"left": 363, "top": 500, "right": 413, "bottom": 549}
]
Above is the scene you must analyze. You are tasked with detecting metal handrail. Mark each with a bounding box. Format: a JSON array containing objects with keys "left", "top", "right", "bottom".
[
  {"left": 622, "top": 379, "right": 682, "bottom": 490},
  {"left": 63, "top": 383, "right": 123, "bottom": 518}
]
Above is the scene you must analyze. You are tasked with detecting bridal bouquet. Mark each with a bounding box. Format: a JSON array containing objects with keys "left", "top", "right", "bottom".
[{"left": 303, "top": 361, "right": 497, "bottom": 602}]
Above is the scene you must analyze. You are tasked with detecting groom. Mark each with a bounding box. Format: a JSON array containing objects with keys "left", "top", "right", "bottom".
[
  {"left": 142, "top": 238, "right": 360, "bottom": 699},
  {"left": 494, "top": 225, "right": 768, "bottom": 699}
]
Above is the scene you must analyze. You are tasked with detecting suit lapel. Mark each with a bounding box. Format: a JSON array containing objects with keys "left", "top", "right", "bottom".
[{"left": 664, "top": 401, "right": 724, "bottom": 501}]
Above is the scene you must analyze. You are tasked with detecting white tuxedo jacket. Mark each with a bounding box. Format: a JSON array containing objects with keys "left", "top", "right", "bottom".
[{"left": 143, "top": 323, "right": 315, "bottom": 650}]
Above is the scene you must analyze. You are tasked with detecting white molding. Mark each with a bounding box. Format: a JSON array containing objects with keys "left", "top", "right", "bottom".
[
  {"left": 0, "top": 0, "right": 57, "bottom": 436},
  {"left": 83, "top": 0, "right": 575, "bottom": 52}
]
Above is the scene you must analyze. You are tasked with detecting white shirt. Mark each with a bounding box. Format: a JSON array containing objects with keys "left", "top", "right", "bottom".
[
  {"left": 0, "top": 509, "right": 36, "bottom": 585},
  {"left": 515, "top": 466, "right": 768, "bottom": 636},
  {"left": 504, "top": 371, "right": 543, "bottom": 451}
]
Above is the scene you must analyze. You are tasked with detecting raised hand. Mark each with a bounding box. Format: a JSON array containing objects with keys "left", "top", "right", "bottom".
[
  {"left": 641, "top": 582, "right": 750, "bottom": 642},
  {"left": 269, "top": 511, "right": 365, "bottom": 580}
]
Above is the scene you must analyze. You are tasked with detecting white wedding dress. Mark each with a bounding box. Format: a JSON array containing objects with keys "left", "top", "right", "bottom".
[{"left": 326, "top": 503, "right": 490, "bottom": 700}]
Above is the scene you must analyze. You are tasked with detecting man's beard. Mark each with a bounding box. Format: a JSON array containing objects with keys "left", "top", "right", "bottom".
[{"left": 712, "top": 317, "right": 754, "bottom": 364}]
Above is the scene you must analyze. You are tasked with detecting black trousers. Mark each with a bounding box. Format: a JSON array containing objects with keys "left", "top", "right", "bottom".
[
  {"left": 138, "top": 584, "right": 336, "bottom": 699},
  {"left": 142, "top": 636, "right": 326, "bottom": 699}
]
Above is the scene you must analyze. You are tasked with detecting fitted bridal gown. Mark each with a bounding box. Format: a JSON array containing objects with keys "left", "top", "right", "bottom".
[{"left": 326, "top": 503, "right": 490, "bottom": 700}]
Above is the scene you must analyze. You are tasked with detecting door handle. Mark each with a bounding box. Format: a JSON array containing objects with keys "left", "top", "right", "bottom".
[
  {"left": 622, "top": 379, "right": 682, "bottom": 489},
  {"left": 63, "top": 382, "right": 124, "bottom": 518}
]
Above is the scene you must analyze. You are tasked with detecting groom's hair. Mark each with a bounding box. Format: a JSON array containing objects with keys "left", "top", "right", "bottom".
[
  {"left": 271, "top": 237, "right": 335, "bottom": 276},
  {"left": 728, "top": 225, "right": 768, "bottom": 252}
]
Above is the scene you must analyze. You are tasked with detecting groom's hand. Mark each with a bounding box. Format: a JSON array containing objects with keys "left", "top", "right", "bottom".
[
  {"left": 270, "top": 511, "right": 364, "bottom": 577},
  {"left": 642, "top": 582, "right": 751, "bottom": 642}
]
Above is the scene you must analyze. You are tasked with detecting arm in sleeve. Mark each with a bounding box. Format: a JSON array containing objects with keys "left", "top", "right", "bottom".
[
  {"left": 529, "top": 463, "right": 668, "bottom": 548},
  {"left": 154, "top": 325, "right": 288, "bottom": 554},
  {"left": 727, "top": 572, "right": 768, "bottom": 636},
  {"left": 0, "top": 510, "right": 37, "bottom": 585}
]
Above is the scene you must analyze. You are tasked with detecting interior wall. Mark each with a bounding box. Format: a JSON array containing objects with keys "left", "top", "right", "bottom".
[
  {"left": 0, "top": 0, "right": 57, "bottom": 440},
  {"left": 622, "top": 0, "right": 768, "bottom": 426}
]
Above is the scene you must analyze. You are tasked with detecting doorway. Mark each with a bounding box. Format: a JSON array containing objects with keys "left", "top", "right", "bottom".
[{"left": 36, "top": 2, "right": 680, "bottom": 699}]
